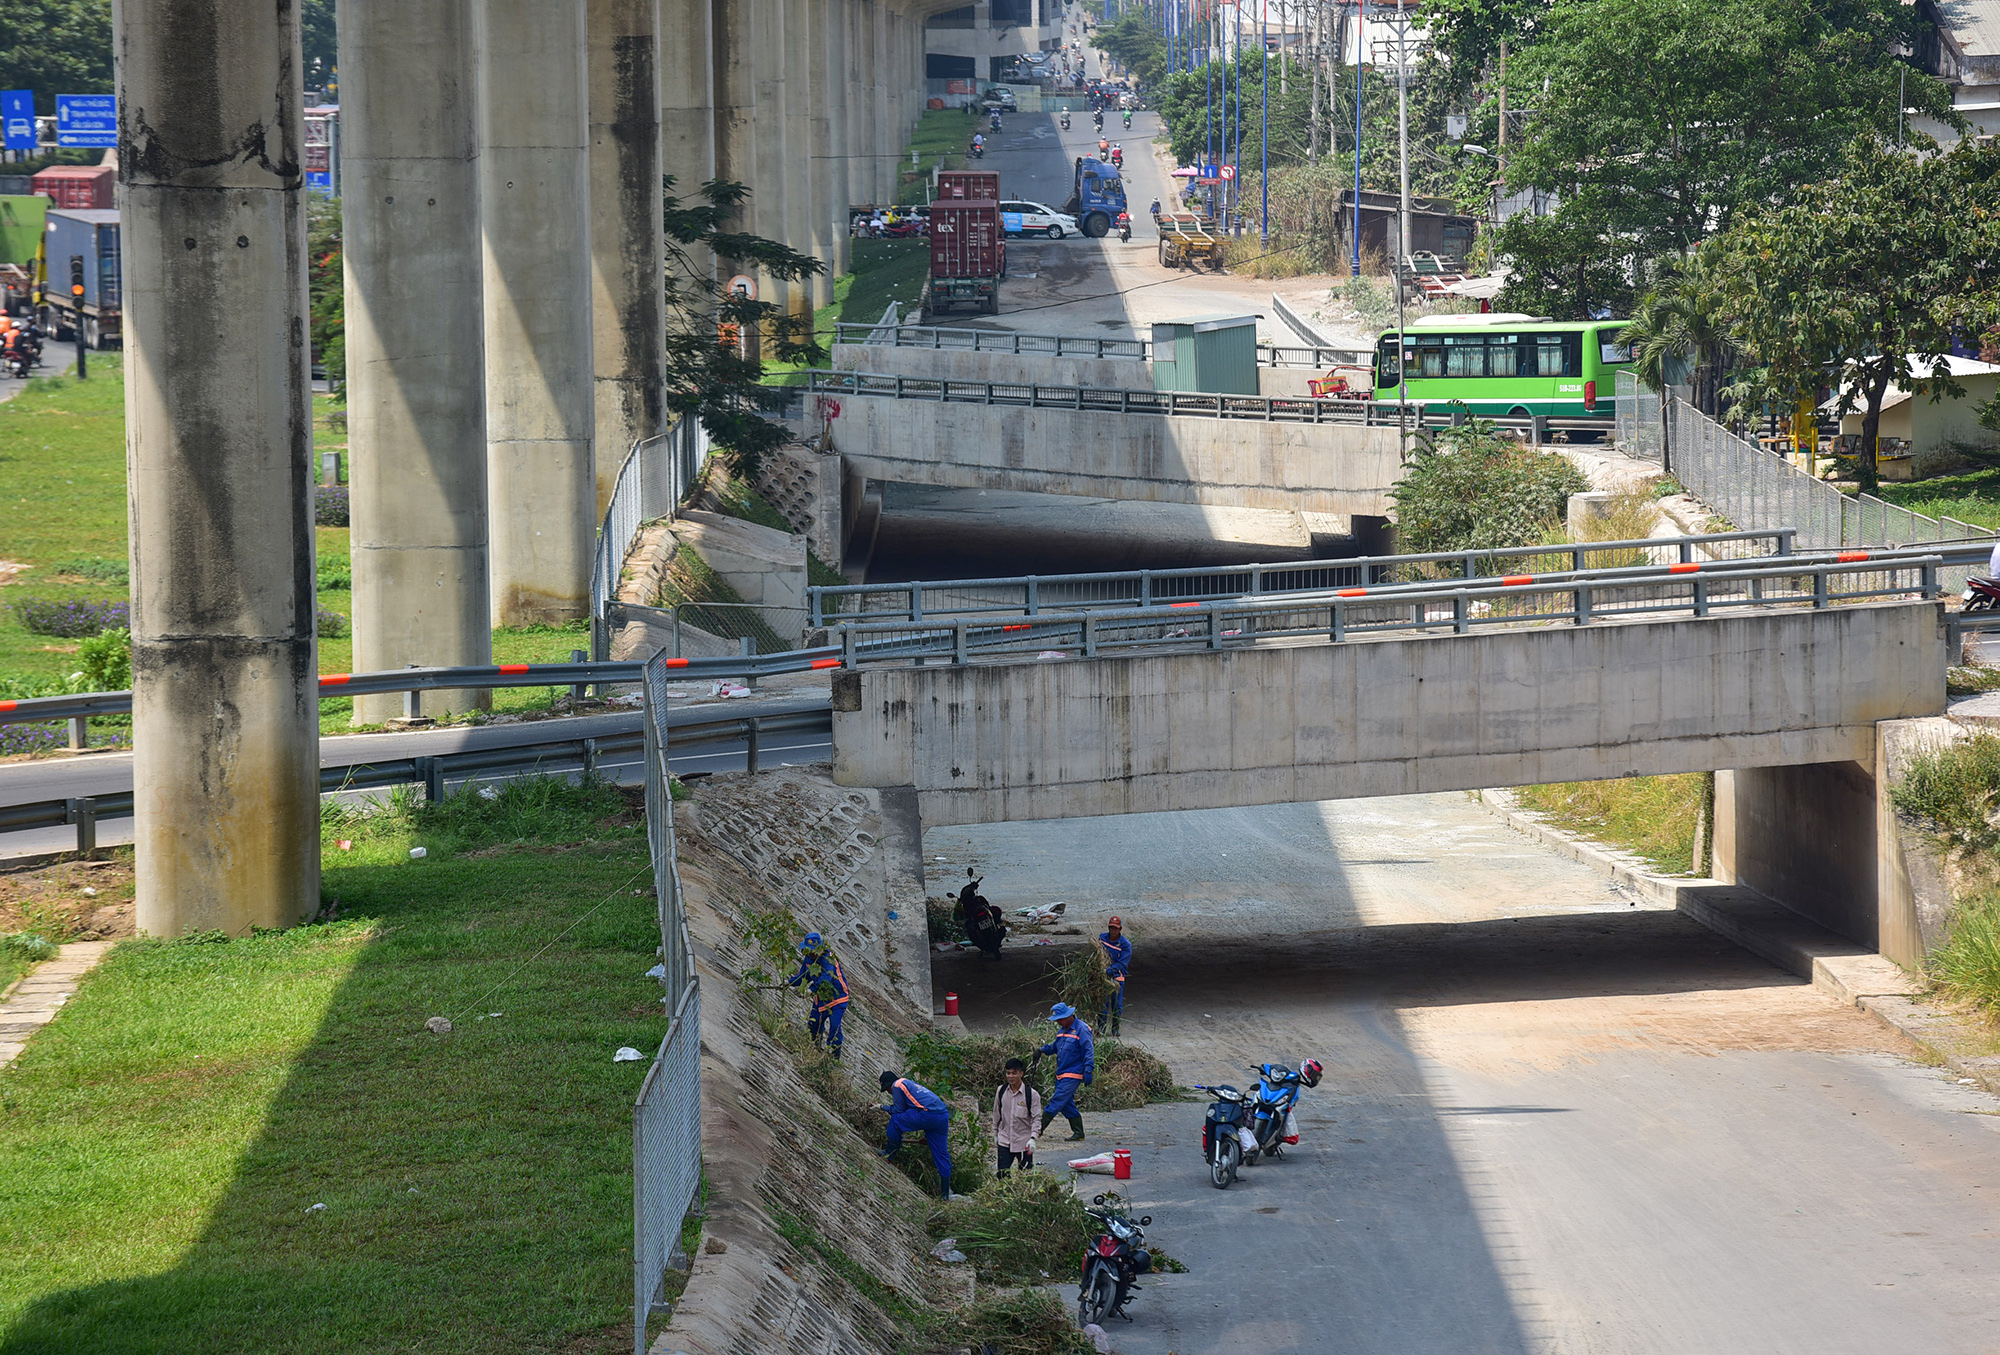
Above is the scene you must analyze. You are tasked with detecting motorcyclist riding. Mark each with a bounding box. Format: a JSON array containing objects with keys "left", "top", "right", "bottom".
[
  {"left": 1061, "top": 108, "right": 1071, "bottom": 129},
  {"left": 990, "top": 111, "right": 1003, "bottom": 132},
  {"left": 1121, "top": 109, "right": 1132, "bottom": 129}
]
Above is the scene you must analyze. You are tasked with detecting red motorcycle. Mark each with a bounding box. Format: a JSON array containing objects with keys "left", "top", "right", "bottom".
[
  {"left": 1116, "top": 211, "right": 1131, "bottom": 242},
  {"left": 1078, "top": 1192, "right": 1153, "bottom": 1327}
]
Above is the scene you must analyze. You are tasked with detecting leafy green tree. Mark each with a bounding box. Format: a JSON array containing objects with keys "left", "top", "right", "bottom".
[
  {"left": 301, "top": 0, "right": 337, "bottom": 92},
  {"left": 1709, "top": 137, "right": 2000, "bottom": 492},
  {"left": 662, "top": 177, "right": 826, "bottom": 481},
  {"left": 1390, "top": 422, "right": 1589, "bottom": 554},
  {"left": 0, "top": 0, "right": 111, "bottom": 113},
  {"left": 306, "top": 193, "right": 344, "bottom": 394},
  {"left": 1619, "top": 242, "right": 1732, "bottom": 415},
  {"left": 1496, "top": 0, "right": 1950, "bottom": 317}
]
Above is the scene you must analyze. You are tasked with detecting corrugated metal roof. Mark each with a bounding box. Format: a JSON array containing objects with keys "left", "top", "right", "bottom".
[{"left": 1936, "top": 0, "right": 2000, "bottom": 60}]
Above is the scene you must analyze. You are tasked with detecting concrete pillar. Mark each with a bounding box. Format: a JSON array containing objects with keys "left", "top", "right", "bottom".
[
  {"left": 662, "top": 0, "right": 717, "bottom": 285},
  {"left": 479, "top": 0, "right": 597, "bottom": 625},
  {"left": 873, "top": 3, "right": 895, "bottom": 205},
  {"left": 793, "top": 0, "right": 828, "bottom": 309},
  {"left": 589, "top": 0, "right": 667, "bottom": 512},
  {"left": 119, "top": 0, "right": 320, "bottom": 935},
  {"left": 342, "top": 0, "right": 491, "bottom": 724},
  {"left": 821, "top": 0, "right": 852, "bottom": 280},
  {"left": 781, "top": 0, "right": 816, "bottom": 316}
]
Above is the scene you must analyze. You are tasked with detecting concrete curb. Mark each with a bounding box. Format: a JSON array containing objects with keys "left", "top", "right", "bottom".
[{"left": 1475, "top": 790, "right": 2000, "bottom": 1098}]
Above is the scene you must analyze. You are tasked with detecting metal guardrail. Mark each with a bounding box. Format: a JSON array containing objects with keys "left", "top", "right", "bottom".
[
  {"left": 590, "top": 418, "right": 708, "bottom": 662},
  {"left": 808, "top": 529, "right": 1799, "bottom": 627},
  {"left": 827, "top": 555, "right": 1951, "bottom": 666},
  {"left": 634, "top": 648, "right": 704, "bottom": 1355},
  {"left": 830, "top": 322, "right": 1367, "bottom": 369},
  {"left": 2, "top": 705, "right": 834, "bottom": 854},
  {"left": 0, "top": 653, "right": 844, "bottom": 727}
]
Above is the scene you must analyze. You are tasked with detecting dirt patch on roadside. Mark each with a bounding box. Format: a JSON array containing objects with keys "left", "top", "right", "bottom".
[{"left": 0, "top": 853, "right": 134, "bottom": 940}]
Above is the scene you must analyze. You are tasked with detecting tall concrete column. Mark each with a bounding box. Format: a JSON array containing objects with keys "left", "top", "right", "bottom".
[
  {"left": 119, "top": 0, "right": 319, "bottom": 935},
  {"left": 588, "top": 0, "right": 667, "bottom": 511},
  {"left": 782, "top": 0, "right": 818, "bottom": 314},
  {"left": 872, "top": 3, "right": 895, "bottom": 205},
  {"left": 479, "top": 0, "right": 597, "bottom": 625},
  {"left": 820, "top": 0, "right": 851, "bottom": 281},
  {"left": 343, "top": 0, "right": 491, "bottom": 725},
  {"left": 662, "top": 0, "right": 717, "bottom": 286},
  {"left": 745, "top": 0, "right": 793, "bottom": 318}
]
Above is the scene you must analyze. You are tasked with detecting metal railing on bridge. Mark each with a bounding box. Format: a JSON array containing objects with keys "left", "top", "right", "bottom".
[
  {"left": 826, "top": 552, "right": 1951, "bottom": 667},
  {"left": 830, "top": 322, "right": 1368, "bottom": 369},
  {"left": 808, "top": 529, "right": 1798, "bottom": 627},
  {"left": 590, "top": 417, "right": 708, "bottom": 662}
]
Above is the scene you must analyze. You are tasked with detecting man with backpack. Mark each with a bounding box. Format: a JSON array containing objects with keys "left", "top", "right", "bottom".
[{"left": 989, "top": 1057, "right": 1042, "bottom": 1176}]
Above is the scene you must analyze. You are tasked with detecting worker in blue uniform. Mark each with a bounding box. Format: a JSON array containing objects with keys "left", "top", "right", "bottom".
[
  {"left": 785, "top": 932, "right": 851, "bottom": 1060},
  {"left": 1037, "top": 1002, "right": 1095, "bottom": 1140},
  {"left": 879, "top": 1070, "right": 954, "bottom": 1197},
  {"left": 1097, "top": 915, "right": 1132, "bottom": 1035}
]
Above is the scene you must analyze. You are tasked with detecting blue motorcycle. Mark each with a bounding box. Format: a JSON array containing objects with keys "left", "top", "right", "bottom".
[{"left": 1242, "top": 1059, "right": 1323, "bottom": 1165}]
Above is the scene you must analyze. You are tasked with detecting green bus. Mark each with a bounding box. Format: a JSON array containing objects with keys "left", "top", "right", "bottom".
[{"left": 1373, "top": 315, "right": 1634, "bottom": 419}]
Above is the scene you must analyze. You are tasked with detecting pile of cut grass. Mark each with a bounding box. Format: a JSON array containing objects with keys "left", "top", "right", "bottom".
[{"left": 0, "top": 776, "right": 663, "bottom": 1354}]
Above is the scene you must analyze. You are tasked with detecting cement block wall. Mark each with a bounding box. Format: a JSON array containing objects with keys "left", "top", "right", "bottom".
[
  {"left": 829, "top": 396, "right": 1403, "bottom": 515},
  {"left": 831, "top": 602, "right": 1947, "bottom": 826},
  {"left": 831, "top": 343, "right": 1343, "bottom": 399}
]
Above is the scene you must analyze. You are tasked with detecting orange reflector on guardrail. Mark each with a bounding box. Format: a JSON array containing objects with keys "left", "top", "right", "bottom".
[
  {"left": 497, "top": 663, "right": 530, "bottom": 674},
  {"left": 1668, "top": 563, "right": 1699, "bottom": 574},
  {"left": 1002, "top": 623, "right": 1032, "bottom": 631},
  {"left": 1501, "top": 575, "right": 1532, "bottom": 586},
  {"left": 0, "top": 701, "right": 14, "bottom": 713},
  {"left": 1836, "top": 551, "right": 1869, "bottom": 562},
  {"left": 663, "top": 657, "right": 690, "bottom": 668},
  {"left": 1337, "top": 588, "right": 1367, "bottom": 597},
  {"left": 1170, "top": 601, "right": 1201, "bottom": 608},
  {"left": 810, "top": 658, "right": 842, "bottom": 669},
  {"left": 319, "top": 673, "right": 352, "bottom": 686}
]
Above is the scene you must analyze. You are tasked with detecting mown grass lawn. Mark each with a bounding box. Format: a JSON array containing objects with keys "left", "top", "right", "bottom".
[
  {"left": 0, "top": 364, "right": 607, "bottom": 740},
  {"left": 0, "top": 778, "right": 663, "bottom": 1354},
  {"left": 1876, "top": 465, "right": 2000, "bottom": 532}
]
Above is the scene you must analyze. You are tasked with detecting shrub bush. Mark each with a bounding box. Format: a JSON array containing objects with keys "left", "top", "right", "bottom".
[
  {"left": 314, "top": 484, "right": 349, "bottom": 527},
  {"left": 9, "top": 596, "right": 130, "bottom": 638},
  {"left": 49, "top": 556, "right": 129, "bottom": 584},
  {"left": 1890, "top": 733, "right": 2000, "bottom": 852},
  {"left": 77, "top": 627, "right": 130, "bottom": 691},
  {"left": 0, "top": 724, "right": 62, "bottom": 757},
  {"left": 1390, "top": 422, "right": 1591, "bottom": 557},
  {"left": 315, "top": 605, "right": 349, "bottom": 639},
  {"left": 1929, "top": 887, "right": 2000, "bottom": 1014}
]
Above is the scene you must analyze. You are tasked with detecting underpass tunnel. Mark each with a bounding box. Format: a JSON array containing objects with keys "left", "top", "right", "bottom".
[{"left": 918, "top": 790, "right": 2000, "bottom": 1354}]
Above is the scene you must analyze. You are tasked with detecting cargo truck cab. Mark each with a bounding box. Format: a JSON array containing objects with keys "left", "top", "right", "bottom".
[{"left": 1063, "top": 157, "right": 1126, "bottom": 239}]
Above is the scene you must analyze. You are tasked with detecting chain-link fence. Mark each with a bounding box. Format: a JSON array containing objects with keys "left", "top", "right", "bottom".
[
  {"left": 1665, "top": 397, "right": 1987, "bottom": 589},
  {"left": 634, "top": 650, "right": 702, "bottom": 1355},
  {"left": 591, "top": 418, "right": 708, "bottom": 661},
  {"left": 1613, "top": 371, "right": 1663, "bottom": 464}
]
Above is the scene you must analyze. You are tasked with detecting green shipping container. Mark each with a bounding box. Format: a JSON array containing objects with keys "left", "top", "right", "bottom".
[
  {"left": 0, "top": 194, "right": 48, "bottom": 268},
  {"left": 1149, "top": 313, "right": 1260, "bottom": 394}
]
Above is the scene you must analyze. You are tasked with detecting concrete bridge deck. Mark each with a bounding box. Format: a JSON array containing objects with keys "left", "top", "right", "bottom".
[{"left": 830, "top": 600, "right": 1946, "bottom": 825}]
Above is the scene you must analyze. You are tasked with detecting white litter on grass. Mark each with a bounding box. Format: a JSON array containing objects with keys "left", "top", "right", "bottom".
[
  {"left": 81, "top": 886, "right": 98, "bottom": 898},
  {"left": 479, "top": 785, "right": 499, "bottom": 800},
  {"left": 306, "top": 1202, "right": 327, "bottom": 1213},
  {"left": 424, "top": 1016, "right": 453, "bottom": 1034},
  {"left": 478, "top": 1012, "right": 504, "bottom": 1020},
  {"left": 1960, "top": 1078, "right": 1978, "bottom": 1085},
  {"left": 645, "top": 963, "right": 667, "bottom": 980},
  {"left": 409, "top": 846, "right": 428, "bottom": 859},
  {"left": 613, "top": 1046, "right": 645, "bottom": 1062},
  {"left": 1036, "top": 650, "right": 1069, "bottom": 660},
  {"left": 930, "top": 1238, "right": 968, "bottom": 1263}
]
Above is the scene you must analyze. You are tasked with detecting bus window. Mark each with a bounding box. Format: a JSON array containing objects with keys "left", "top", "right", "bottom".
[
  {"left": 1598, "top": 332, "right": 1633, "bottom": 364},
  {"left": 1404, "top": 339, "right": 1446, "bottom": 378},
  {"left": 1533, "top": 334, "right": 1581, "bottom": 377},
  {"left": 1376, "top": 335, "right": 1401, "bottom": 387},
  {"left": 1444, "top": 334, "right": 1485, "bottom": 377}
]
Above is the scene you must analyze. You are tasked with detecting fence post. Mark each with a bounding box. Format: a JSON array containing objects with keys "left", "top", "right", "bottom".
[
  {"left": 1082, "top": 613, "right": 1098, "bottom": 657},
  {"left": 1453, "top": 593, "right": 1469, "bottom": 634},
  {"left": 417, "top": 756, "right": 445, "bottom": 803},
  {"left": 743, "top": 718, "right": 760, "bottom": 774},
  {"left": 1026, "top": 578, "right": 1040, "bottom": 615},
  {"left": 1575, "top": 584, "right": 1593, "bottom": 625},
  {"left": 953, "top": 620, "right": 968, "bottom": 664},
  {"left": 1331, "top": 601, "right": 1345, "bottom": 642},
  {"left": 67, "top": 797, "right": 96, "bottom": 857},
  {"left": 740, "top": 636, "right": 757, "bottom": 687},
  {"left": 1139, "top": 571, "right": 1153, "bottom": 608},
  {"left": 68, "top": 716, "right": 89, "bottom": 751},
  {"left": 404, "top": 663, "right": 424, "bottom": 721},
  {"left": 809, "top": 590, "right": 822, "bottom": 629},
  {"left": 583, "top": 738, "right": 598, "bottom": 779},
  {"left": 842, "top": 626, "right": 856, "bottom": 667},
  {"left": 1813, "top": 568, "right": 1829, "bottom": 609},
  {"left": 570, "top": 648, "right": 588, "bottom": 703}
]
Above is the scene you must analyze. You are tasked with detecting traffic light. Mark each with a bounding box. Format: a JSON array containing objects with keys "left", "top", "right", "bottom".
[{"left": 69, "top": 255, "right": 84, "bottom": 301}]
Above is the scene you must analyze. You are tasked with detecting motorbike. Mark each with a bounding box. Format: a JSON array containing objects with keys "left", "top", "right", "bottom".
[
  {"left": 1242, "top": 1060, "right": 1320, "bottom": 1163},
  {"left": 1077, "top": 1191, "right": 1153, "bottom": 1327},
  {"left": 971, "top": 140, "right": 985, "bottom": 159},
  {"left": 956, "top": 868, "right": 1008, "bottom": 960},
  {"left": 1194, "top": 1082, "right": 1255, "bottom": 1189},
  {"left": 1109, "top": 146, "right": 1123, "bottom": 168},
  {"left": 1121, "top": 110, "right": 1132, "bottom": 129},
  {"left": 4, "top": 345, "right": 28, "bottom": 380},
  {"left": 1964, "top": 576, "right": 2000, "bottom": 614},
  {"left": 990, "top": 113, "right": 1003, "bottom": 133},
  {"left": 1061, "top": 110, "right": 1071, "bottom": 130},
  {"left": 1116, "top": 211, "right": 1131, "bottom": 242},
  {"left": 1093, "top": 110, "right": 1104, "bottom": 131}
]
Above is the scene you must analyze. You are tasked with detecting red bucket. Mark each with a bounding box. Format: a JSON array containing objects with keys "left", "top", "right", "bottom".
[
  {"left": 943, "top": 991, "right": 959, "bottom": 1016},
  {"left": 1113, "top": 1149, "right": 1131, "bottom": 1180}
]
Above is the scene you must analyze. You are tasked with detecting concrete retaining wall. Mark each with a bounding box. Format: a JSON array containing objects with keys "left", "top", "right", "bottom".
[
  {"left": 831, "top": 602, "right": 1948, "bottom": 826},
  {"left": 833, "top": 341, "right": 1155, "bottom": 389},
  {"left": 829, "top": 396, "right": 1402, "bottom": 515}
]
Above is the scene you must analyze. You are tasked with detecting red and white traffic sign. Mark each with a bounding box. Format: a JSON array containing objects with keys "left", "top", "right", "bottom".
[{"left": 1219, "top": 164, "right": 1237, "bottom": 182}]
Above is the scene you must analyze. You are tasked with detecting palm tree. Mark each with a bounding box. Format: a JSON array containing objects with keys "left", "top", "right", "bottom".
[{"left": 1622, "top": 245, "right": 1733, "bottom": 416}]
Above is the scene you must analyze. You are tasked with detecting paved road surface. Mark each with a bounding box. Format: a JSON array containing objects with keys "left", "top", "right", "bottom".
[{"left": 934, "top": 793, "right": 2000, "bottom": 1354}]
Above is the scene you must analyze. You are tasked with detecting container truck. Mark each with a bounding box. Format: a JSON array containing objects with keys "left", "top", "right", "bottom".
[
  {"left": 44, "top": 208, "right": 121, "bottom": 348},
  {"left": 935, "top": 169, "right": 1001, "bottom": 203},
  {"left": 920, "top": 199, "right": 1003, "bottom": 320},
  {"left": 30, "top": 165, "right": 116, "bottom": 211}
]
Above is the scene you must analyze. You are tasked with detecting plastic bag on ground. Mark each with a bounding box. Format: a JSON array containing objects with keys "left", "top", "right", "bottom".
[
  {"left": 1068, "top": 1151, "right": 1118, "bottom": 1174},
  {"left": 1237, "top": 1126, "right": 1258, "bottom": 1152}
]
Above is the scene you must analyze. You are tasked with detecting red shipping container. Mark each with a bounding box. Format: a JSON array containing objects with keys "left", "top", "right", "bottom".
[
  {"left": 935, "top": 170, "right": 1000, "bottom": 203},
  {"left": 929, "top": 200, "right": 1003, "bottom": 279},
  {"left": 31, "top": 166, "right": 115, "bottom": 211}
]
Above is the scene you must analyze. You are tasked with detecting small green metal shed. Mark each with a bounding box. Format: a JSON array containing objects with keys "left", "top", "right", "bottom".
[{"left": 1150, "top": 313, "right": 1260, "bottom": 394}]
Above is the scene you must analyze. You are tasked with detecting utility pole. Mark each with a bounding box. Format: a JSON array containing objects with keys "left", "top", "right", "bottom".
[
  {"left": 1350, "top": 0, "right": 1364, "bottom": 275},
  {"left": 1373, "top": 1, "right": 1416, "bottom": 270}
]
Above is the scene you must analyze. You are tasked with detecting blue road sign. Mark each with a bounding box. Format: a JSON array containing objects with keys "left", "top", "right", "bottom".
[
  {"left": 1, "top": 92, "right": 33, "bottom": 152},
  {"left": 56, "top": 94, "right": 116, "bottom": 149}
]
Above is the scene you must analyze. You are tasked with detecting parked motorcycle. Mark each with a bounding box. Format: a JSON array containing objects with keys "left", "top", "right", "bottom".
[
  {"left": 1077, "top": 1191, "right": 1153, "bottom": 1327},
  {"left": 1964, "top": 576, "right": 2000, "bottom": 614},
  {"left": 956, "top": 868, "right": 1008, "bottom": 960},
  {"left": 1241, "top": 1059, "right": 1321, "bottom": 1163},
  {"left": 1195, "top": 1082, "right": 1255, "bottom": 1189}
]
